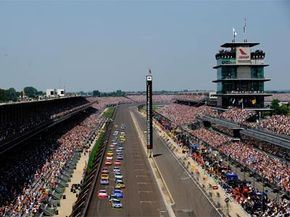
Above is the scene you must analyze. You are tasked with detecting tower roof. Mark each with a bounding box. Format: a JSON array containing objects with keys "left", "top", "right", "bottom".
[{"left": 221, "top": 42, "right": 259, "bottom": 48}]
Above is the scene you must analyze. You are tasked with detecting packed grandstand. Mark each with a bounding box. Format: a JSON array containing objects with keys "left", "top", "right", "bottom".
[
  {"left": 154, "top": 96, "right": 290, "bottom": 216},
  {"left": 0, "top": 94, "right": 289, "bottom": 216}
]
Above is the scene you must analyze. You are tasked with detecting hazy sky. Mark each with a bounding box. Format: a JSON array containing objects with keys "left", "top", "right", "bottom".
[{"left": 0, "top": 1, "right": 289, "bottom": 92}]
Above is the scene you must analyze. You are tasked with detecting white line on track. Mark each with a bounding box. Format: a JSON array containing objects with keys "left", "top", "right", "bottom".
[
  {"left": 136, "top": 175, "right": 148, "bottom": 178},
  {"left": 140, "top": 201, "right": 155, "bottom": 203},
  {"left": 137, "top": 182, "right": 150, "bottom": 185},
  {"left": 138, "top": 190, "right": 153, "bottom": 193}
]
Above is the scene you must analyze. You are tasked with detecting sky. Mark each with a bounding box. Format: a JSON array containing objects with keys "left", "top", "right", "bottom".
[{"left": 0, "top": 0, "right": 289, "bottom": 92}]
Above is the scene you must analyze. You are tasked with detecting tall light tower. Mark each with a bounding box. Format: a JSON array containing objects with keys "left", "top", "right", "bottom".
[{"left": 146, "top": 69, "right": 153, "bottom": 158}]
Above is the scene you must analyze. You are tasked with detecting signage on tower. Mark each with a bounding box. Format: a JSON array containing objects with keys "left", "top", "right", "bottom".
[{"left": 236, "top": 47, "right": 251, "bottom": 64}]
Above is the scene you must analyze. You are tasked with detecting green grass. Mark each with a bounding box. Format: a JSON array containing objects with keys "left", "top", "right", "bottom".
[
  {"left": 103, "top": 106, "right": 114, "bottom": 119},
  {"left": 85, "top": 106, "right": 115, "bottom": 177},
  {"left": 86, "top": 131, "right": 106, "bottom": 176}
]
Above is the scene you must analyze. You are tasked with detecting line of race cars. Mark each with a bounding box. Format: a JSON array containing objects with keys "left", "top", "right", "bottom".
[{"left": 98, "top": 124, "right": 126, "bottom": 208}]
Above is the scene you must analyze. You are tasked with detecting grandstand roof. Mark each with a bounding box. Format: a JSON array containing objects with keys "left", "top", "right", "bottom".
[
  {"left": 0, "top": 96, "right": 82, "bottom": 108},
  {"left": 241, "top": 129, "right": 290, "bottom": 150}
]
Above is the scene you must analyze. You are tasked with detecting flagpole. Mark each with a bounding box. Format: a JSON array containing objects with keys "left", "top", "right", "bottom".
[
  {"left": 232, "top": 28, "right": 237, "bottom": 42},
  {"left": 244, "top": 17, "right": 247, "bottom": 42}
]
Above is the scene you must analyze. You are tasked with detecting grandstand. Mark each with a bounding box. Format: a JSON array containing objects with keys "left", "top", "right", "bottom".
[
  {"left": 0, "top": 97, "right": 97, "bottom": 154},
  {"left": 0, "top": 97, "right": 104, "bottom": 216},
  {"left": 154, "top": 100, "right": 290, "bottom": 216}
]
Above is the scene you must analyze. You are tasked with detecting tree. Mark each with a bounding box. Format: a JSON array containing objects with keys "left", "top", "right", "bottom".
[
  {"left": 0, "top": 88, "right": 20, "bottom": 102},
  {"left": 115, "top": 90, "right": 125, "bottom": 96},
  {"left": 23, "top": 86, "right": 38, "bottom": 98},
  {"left": 278, "top": 104, "right": 289, "bottom": 115},
  {"left": 270, "top": 99, "right": 280, "bottom": 115},
  {"left": 270, "top": 99, "right": 290, "bottom": 115},
  {"left": 0, "top": 89, "right": 6, "bottom": 102},
  {"left": 93, "top": 90, "right": 101, "bottom": 97},
  {"left": 6, "top": 88, "right": 18, "bottom": 101}
]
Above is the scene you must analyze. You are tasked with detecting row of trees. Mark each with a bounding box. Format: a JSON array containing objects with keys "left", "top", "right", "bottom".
[
  {"left": 92, "top": 90, "right": 126, "bottom": 97},
  {"left": 0, "top": 87, "right": 43, "bottom": 102}
]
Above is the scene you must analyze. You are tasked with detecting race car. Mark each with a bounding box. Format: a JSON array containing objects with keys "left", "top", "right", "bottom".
[
  {"left": 98, "top": 189, "right": 108, "bottom": 199},
  {"left": 101, "top": 174, "right": 109, "bottom": 179},
  {"left": 105, "top": 160, "right": 112, "bottom": 166},
  {"left": 116, "top": 155, "right": 123, "bottom": 160},
  {"left": 114, "top": 172, "right": 123, "bottom": 179},
  {"left": 107, "top": 151, "right": 113, "bottom": 157},
  {"left": 102, "top": 167, "right": 109, "bottom": 174},
  {"left": 109, "top": 198, "right": 122, "bottom": 208},
  {"left": 116, "top": 147, "right": 124, "bottom": 151},
  {"left": 115, "top": 178, "right": 124, "bottom": 184},
  {"left": 115, "top": 182, "right": 125, "bottom": 189},
  {"left": 106, "top": 156, "right": 113, "bottom": 161},
  {"left": 111, "top": 189, "right": 124, "bottom": 198},
  {"left": 116, "top": 150, "right": 123, "bottom": 155},
  {"left": 100, "top": 179, "right": 109, "bottom": 185},
  {"left": 113, "top": 167, "right": 120, "bottom": 173},
  {"left": 114, "top": 160, "right": 121, "bottom": 166}
]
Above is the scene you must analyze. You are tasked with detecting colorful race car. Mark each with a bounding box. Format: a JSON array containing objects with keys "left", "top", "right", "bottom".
[
  {"left": 115, "top": 182, "right": 125, "bottom": 189},
  {"left": 101, "top": 174, "right": 109, "bottom": 180},
  {"left": 114, "top": 160, "right": 121, "bottom": 166},
  {"left": 100, "top": 179, "right": 109, "bottom": 185},
  {"left": 105, "top": 160, "right": 112, "bottom": 166},
  {"left": 98, "top": 189, "right": 108, "bottom": 199},
  {"left": 111, "top": 189, "right": 124, "bottom": 198},
  {"left": 109, "top": 198, "right": 122, "bottom": 208}
]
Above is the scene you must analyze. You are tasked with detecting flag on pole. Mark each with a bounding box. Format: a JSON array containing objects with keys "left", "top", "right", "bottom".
[
  {"left": 233, "top": 28, "right": 237, "bottom": 36},
  {"left": 243, "top": 17, "right": 247, "bottom": 34}
]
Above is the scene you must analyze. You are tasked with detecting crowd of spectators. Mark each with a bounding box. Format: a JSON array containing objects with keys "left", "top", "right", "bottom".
[
  {"left": 187, "top": 126, "right": 290, "bottom": 193},
  {"left": 218, "top": 107, "right": 256, "bottom": 123},
  {"left": 0, "top": 97, "right": 90, "bottom": 146},
  {"left": 207, "top": 106, "right": 290, "bottom": 138},
  {"left": 190, "top": 128, "right": 231, "bottom": 148},
  {"left": 153, "top": 101, "right": 290, "bottom": 216},
  {"left": 173, "top": 94, "right": 207, "bottom": 102},
  {"left": 265, "top": 94, "right": 290, "bottom": 102},
  {"left": 157, "top": 103, "right": 217, "bottom": 126},
  {"left": 126, "top": 95, "right": 178, "bottom": 103},
  {"left": 219, "top": 142, "right": 290, "bottom": 193},
  {"left": 247, "top": 115, "right": 290, "bottom": 137},
  {"left": 191, "top": 144, "right": 290, "bottom": 216},
  {"left": 241, "top": 135, "right": 290, "bottom": 162},
  {"left": 0, "top": 107, "right": 104, "bottom": 216}
]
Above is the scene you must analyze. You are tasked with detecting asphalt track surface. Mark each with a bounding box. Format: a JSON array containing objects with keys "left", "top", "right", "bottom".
[
  {"left": 87, "top": 104, "right": 220, "bottom": 217},
  {"left": 87, "top": 104, "right": 167, "bottom": 217},
  {"left": 132, "top": 106, "right": 221, "bottom": 217}
]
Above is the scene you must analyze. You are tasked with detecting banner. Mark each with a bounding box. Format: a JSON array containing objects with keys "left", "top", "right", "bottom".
[{"left": 236, "top": 47, "right": 251, "bottom": 64}]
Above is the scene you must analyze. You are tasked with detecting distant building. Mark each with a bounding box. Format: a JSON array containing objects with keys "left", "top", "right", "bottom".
[
  {"left": 46, "top": 89, "right": 56, "bottom": 98},
  {"left": 209, "top": 92, "right": 217, "bottom": 100},
  {"left": 213, "top": 42, "right": 271, "bottom": 110},
  {"left": 46, "top": 89, "right": 65, "bottom": 98},
  {"left": 57, "top": 89, "right": 65, "bottom": 97}
]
